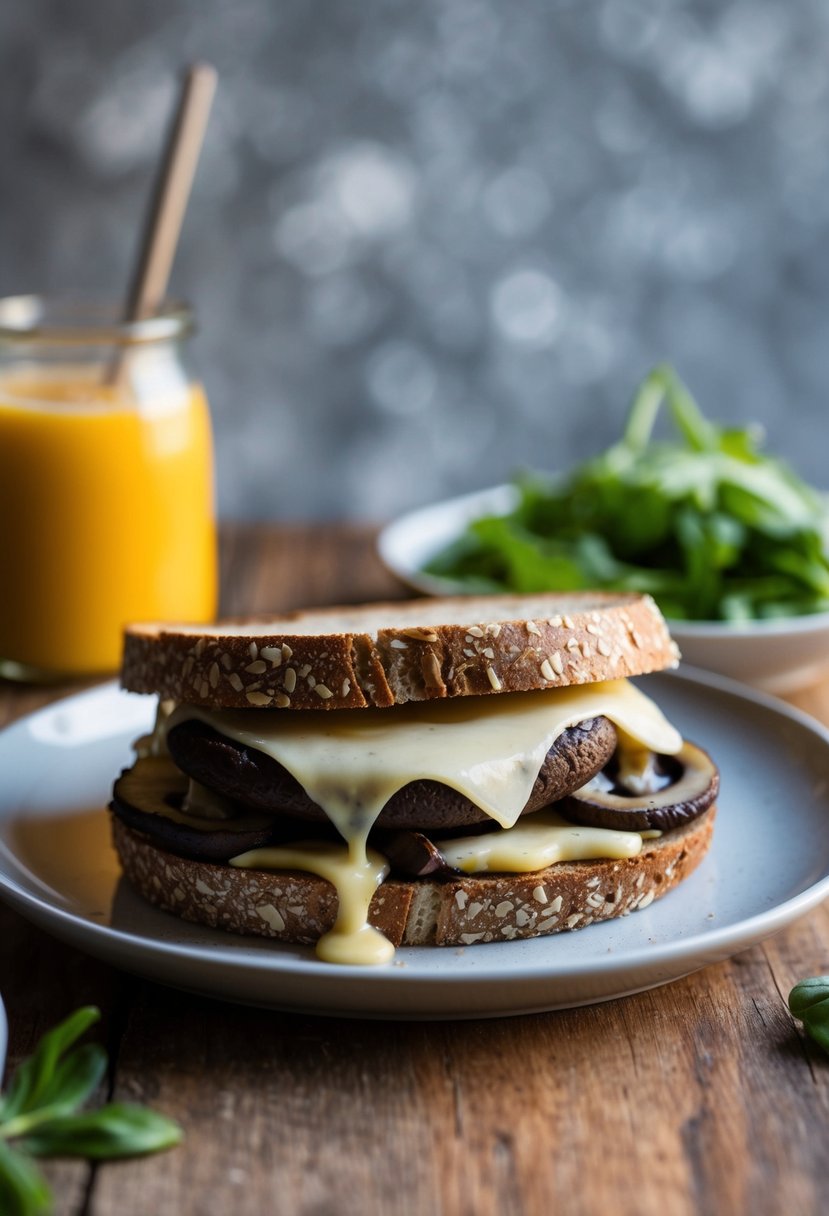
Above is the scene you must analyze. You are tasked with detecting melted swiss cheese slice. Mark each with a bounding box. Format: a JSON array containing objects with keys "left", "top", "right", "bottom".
[
  {"left": 170, "top": 679, "right": 680, "bottom": 833},
  {"left": 438, "top": 810, "right": 645, "bottom": 874}
]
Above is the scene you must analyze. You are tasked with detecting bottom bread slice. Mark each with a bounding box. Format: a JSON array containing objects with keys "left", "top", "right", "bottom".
[{"left": 112, "top": 808, "right": 715, "bottom": 949}]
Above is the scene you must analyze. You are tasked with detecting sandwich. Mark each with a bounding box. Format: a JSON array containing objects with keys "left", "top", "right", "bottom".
[{"left": 110, "top": 593, "right": 718, "bottom": 966}]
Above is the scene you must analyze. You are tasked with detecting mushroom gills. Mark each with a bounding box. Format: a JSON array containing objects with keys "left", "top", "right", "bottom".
[{"left": 557, "top": 741, "right": 718, "bottom": 833}]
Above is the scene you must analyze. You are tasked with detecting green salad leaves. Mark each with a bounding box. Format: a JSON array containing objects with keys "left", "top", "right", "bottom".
[
  {"left": 0, "top": 1007, "right": 182, "bottom": 1216},
  {"left": 425, "top": 365, "right": 829, "bottom": 621}
]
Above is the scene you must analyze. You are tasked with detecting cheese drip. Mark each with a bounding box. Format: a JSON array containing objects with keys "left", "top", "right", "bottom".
[
  {"left": 163, "top": 679, "right": 681, "bottom": 965},
  {"left": 231, "top": 841, "right": 393, "bottom": 965}
]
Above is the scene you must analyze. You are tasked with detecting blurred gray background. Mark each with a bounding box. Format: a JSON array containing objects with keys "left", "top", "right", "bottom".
[{"left": 2, "top": 0, "right": 828, "bottom": 520}]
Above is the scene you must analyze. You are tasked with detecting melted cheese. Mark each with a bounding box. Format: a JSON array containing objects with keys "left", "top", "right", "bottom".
[
  {"left": 168, "top": 679, "right": 680, "bottom": 833},
  {"left": 135, "top": 698, "right": 176, "bottom": 759},
  {"left": 438, "top": 810, "right": 643, "bottom": 874},
  {"left": 162, "top": 679, "right": 681, "bottom": 966},
  {"left": 230, "top": 841, "right": 393, "bottom": 965},
  {"left": 614, "top": 731, "right": 672, "bottom": 795},
  {"left": 182, "top": 778, "right": 236, "bottom": 820}
]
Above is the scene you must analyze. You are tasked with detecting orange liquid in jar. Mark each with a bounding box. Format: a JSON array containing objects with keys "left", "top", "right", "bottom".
[{"left": 0, "top": 373, "right": 217, "bottom": 675}]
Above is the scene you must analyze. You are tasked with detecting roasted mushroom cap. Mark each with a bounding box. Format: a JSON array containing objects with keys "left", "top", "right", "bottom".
[
  {"left": 111, "top": 757, "right": 319, "bottom": 862},
  {"left": 165, "top": 716, "right": 618, "bottom": 832},
  {"left": 557, "top": 741, "right": 718, "bottom": 832}
]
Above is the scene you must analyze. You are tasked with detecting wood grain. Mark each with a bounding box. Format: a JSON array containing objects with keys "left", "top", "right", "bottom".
[{"left": 1, "top": 523, "right": 828, "bottom": 1216}]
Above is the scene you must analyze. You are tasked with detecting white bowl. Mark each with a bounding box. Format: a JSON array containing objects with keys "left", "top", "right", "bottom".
[
  {"left": 667, "top": 613, "right": 829, "bottom": 695},
  {"left": 378, "top": 486, "right": 829, "bottom": 695}
]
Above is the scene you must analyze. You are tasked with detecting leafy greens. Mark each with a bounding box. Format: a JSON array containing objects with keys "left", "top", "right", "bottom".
[
  {"left": 424, "top": 365, "right": 829, "bottom": 621},
  {"left": 0, "top": 1006, "right": 182, "bottom": 1216},
  {"left": 789, "top": 976, "right": 829, "bottom": 1056}
]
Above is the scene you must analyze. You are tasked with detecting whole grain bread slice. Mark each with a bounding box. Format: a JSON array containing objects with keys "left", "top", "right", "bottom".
[
  {"left": 112, "top": 806, "right": 714, "bottom": 949},
  {"left": 121, "top": 592, "right": 680, "bottom": 710}
]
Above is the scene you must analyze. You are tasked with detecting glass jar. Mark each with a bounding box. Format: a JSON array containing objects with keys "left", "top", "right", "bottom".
[{"left": 0, "top": 296, "right": 218, "bottom": 680}]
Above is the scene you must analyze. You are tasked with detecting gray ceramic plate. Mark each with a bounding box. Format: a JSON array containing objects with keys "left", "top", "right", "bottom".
[{"left": 0, "top": 674, "right": 828, "bottom": 1019}]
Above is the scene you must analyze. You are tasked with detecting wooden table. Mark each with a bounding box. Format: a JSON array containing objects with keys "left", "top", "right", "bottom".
[{"left": 2, "top": 524, "right": 828, "bottom": 1216}]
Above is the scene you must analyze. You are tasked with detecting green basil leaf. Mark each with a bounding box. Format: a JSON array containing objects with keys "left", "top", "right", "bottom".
[
  {"left": 0, "top": 1138, "right": 52, "bottom": 1216},
  {"left": 788, "top": 977, "right": 829, "bottom": 1056},
  {"left": 788, "top": 976, "right": 829, "bottom": 1018},
  {"left": 20, "top": 1104, "right": 182, "bottom": 1160},
  {"left": 29, "top": 1045, "right": 108, "bottom": 1121},
  {"left": 803, "top": 1001, "right": 829, "bottom": 1055},
  {"left": 0, "top": 1009, "right": 100, "bottom": 1122}
]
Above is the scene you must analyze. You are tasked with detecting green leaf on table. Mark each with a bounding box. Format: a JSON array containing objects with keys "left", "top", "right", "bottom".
[
  {"left": 0, "top": 1139, "right": 52, "bottom": 1216},
  {"left": 788, "top": 977, "right": 829, "bottom": 1055},
  {"left": 0, "top": 1008, "right": 100, "bottom": 1122},
  {"left": 0, "top": 1006, "right": 183, "bottom": 1215},
  {"left": 24, "top": 1044, "right": 107, "bottom": 1130},
  {"left": 20, "top": 1103, "right": 183, "bottom": 1160}
]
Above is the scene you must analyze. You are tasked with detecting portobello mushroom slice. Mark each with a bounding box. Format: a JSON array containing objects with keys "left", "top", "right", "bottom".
[
  {"left": 557, "top": 741, "right": 718, "bottom": 833},
  {"left": 111, "top": 756, "right": 330, "bottom": 863},
  {"left": 165, "top": 715, "right": 618, "bottom": 832}
]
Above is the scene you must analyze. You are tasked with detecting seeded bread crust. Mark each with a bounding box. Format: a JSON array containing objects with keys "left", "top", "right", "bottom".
[
  {"left": 121, "top": 593, "right": 680, "bottom": 711},
  {"left": 112, "top": 806, "right": 713, "bottom": 949}
]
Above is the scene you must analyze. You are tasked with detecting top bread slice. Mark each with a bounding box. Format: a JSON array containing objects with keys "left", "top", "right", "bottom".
[{"left": 121, "top": 592, "right": 680, "bottom": 711}]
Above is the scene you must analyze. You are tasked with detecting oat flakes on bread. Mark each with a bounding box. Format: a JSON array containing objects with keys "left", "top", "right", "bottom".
[{"left": 120, "top": 592, "right": 681, "bottom": 710}]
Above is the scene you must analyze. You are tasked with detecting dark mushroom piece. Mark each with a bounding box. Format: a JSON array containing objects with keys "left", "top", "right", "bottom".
[
  {"left": 557, "top": 741, "right": 718, "bottom": 833},
  {"left": 379, "top": 830, "right": 460, "bottom": 879},
  {"left": 110, "top": 757, "right": 324, "bottom": 862},
  {"left": 165, "top": 715, "right": 618, "bottom": 832}
]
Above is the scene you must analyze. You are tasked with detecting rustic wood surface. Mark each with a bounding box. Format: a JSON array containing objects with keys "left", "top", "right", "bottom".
[{"left": 1, "top": 523, "right": 828, "bottom": 1216}]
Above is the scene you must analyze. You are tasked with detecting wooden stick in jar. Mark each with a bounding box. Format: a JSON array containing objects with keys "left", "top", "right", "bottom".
[{"left": 105, "top": 63, "right": 217, "bottom": 387}]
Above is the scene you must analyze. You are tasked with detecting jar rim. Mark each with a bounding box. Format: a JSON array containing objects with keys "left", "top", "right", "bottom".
[{"left": 0, "top": 295, "right": 194, "bottom": 346}]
